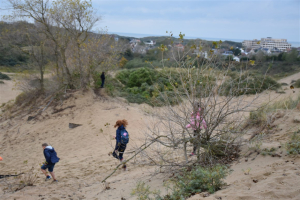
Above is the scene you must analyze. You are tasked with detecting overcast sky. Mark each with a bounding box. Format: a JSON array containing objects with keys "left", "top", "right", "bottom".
[{"left": 1, "top": 0, "right": 299, "bottom": 42}]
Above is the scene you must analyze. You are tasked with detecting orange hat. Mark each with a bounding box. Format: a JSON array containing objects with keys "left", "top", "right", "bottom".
[{"left": 0, "top": 156, "right": 3, "bottom": 161}]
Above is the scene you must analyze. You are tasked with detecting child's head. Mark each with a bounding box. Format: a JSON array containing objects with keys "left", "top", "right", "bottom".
[
  {"left": 114, "top": 119, "right": 128, "bottom": 128},
  {"left": 42, "top": 143, "right": 48, "bottom": 149},
  {"left": 193, "top": 102, "right": 204, "bottom": 114}
]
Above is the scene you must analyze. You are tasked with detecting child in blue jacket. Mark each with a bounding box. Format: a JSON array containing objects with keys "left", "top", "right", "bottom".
[
  {"left": 113, "top": 119, "right": 129, "bottom": 162},
  {"left": 41, "top": 143, "right": 60, "bottom": 182}
]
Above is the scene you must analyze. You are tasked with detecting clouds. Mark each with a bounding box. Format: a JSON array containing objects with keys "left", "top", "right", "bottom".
[
  {"left": 0, "top": 0, "right": 298, "bottom": 42},
  {"left": 92, "top": 0, "right": 299, "bottom": 42}
]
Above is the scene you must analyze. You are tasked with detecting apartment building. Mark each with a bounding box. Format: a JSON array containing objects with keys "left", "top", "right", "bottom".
[
  {"left": 242, "top": 39, "right": 261, "bottom": 49},
  {"left": 260, "top": 37, "right": 291, "bottom": 51},
  {"left": 242, "top": 37, "right": 291, "bottom": 52}
]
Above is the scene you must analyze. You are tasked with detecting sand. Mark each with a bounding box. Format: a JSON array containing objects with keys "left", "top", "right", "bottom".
[
  {"left": 0, "top": 72, "right": 299, "bottom": 200},
  {"left": 0, "top": 73, "right": 22, "bottom": 105}
]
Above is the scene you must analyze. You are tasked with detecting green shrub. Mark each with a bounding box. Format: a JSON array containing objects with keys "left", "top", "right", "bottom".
[
  {"left": 125, "top": 93, "right": 149, "bottom": 104},
  {"left": 131, "top": 165, "right": 230, "bottom": 200},
  {"left": 0, "top": 72, "right": 11, "bottom": 80},
  {"left": 116, "top": 68, "right": 156, "bottom": 87},
  {"left": 294, "top": 79, "right": 300, "bottom": 88},
  {"left": 285, "top": 130, "right": 300, "bottom": 155},
  {"left": 115, "top": 68, "right": 218, "bottom": 105},
  {"left": 124, "top": 58, "right": 149, "bottom": 69},
  {"left": 170, "top": 165, "right": 230, "bottom": 197},
  {"left": 0, "top": 80, "right": 4, "bottom": 84},
  {"left": 128, "top": 68, "right": 156, "bottom": 87},
  {"left": 14, "top": 90, "right": 41, "bottom": 107},
  {"left": 222, "top": 73, "right": 280, "bottom": 96},
  {"left": 261, "top": 147, "right": 277, "bottom": 156},
  {"left": 131, "top": 181, "right": 161, "bottom": 200}
]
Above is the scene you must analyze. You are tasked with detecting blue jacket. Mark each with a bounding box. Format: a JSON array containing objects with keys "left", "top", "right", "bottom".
[
  {"left": 115, "top": 125, "right": 125, "bottom": 143},
  {"left": 43, "top": 146, "right": 60, "bottom": 164}
]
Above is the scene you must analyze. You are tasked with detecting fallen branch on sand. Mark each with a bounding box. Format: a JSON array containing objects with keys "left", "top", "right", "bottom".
[
  {"left": 27, "top": 97, "right": 54, "bottom": 121},
  {"left": 0, "top": 173, "right": 24, "bottom": 179},
  {"left": 52, "top": 105, "right": 75, "bottom": 114}
]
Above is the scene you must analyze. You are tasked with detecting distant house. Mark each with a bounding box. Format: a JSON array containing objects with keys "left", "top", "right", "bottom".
[
  {"left": 222, "top": 51, "right": 233, "bottom": 56},
  {"left": 211, "top": 49, "right": 219, "bottom": 54},
  {"left": 193, "top": 47, "right": 207, "bottom": 59},
  {"left": 224, "top": 51, "right": 233, "bottom": 55},
  {"left": 233, "top": 56, "right": 240, "bottom": 62},
  {"left": 257, "top": 47, "right": 271, "bottom": 54},
  {"left": 270, "top": 47, "right": 282, "bottom": 54},
  {"left": 110, "top": 34, "right": 119, "bottom": 42},
  {"left": 130, "top": 39, "right": 141, "bottom": 44},
  {"left": 144, "top": 40, "right": 156, "bottom": 46},
  {"left": 249, "top": 49, "right": 255, "bottom": 54},
  {"left": 130, "top": 39, "right": 141, "bottom": 52},
  {"left": 174, "top": 43, "right": 185, "bottom": 51}
]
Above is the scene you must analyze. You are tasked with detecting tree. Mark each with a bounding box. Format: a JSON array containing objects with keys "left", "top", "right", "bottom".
[
  {"left": 233, "top": 48, "right": 241, "bottom": 56},
  {"left": 50, "top": 0, "right": 100, "bottom": 88},
  {"left": 134, "top": 35, "right": 276, "bottom": 168},
  {"left": 119, "top": 56, "right": 128, "bottom": 68},
  {"left": 6, "top": 0, "right": 101, "bottom": 89},
  {"left": 286, "top": 49, "right": 298, "bottom": 62},
  {"left": 123, "top": 48, "right": 133, "bottom": 60},
  {"left": 255, "top": 50, "right": 266, "bottom": 63}
]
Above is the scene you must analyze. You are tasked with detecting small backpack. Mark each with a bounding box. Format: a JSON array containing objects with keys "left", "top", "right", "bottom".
[{"left": 120, "top": 129, "right": 129, "bottom": 145}]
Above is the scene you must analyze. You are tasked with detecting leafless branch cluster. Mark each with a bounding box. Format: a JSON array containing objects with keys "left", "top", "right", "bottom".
[{"left": 139, "top": 38, "right": 278, "bottom": 170}]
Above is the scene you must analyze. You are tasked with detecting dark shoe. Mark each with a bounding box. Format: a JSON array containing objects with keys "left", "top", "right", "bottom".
[
  {"left": 52, "top": 179, "right": 58, "bottom": 183},
  {"left": 45, "top": 176, "right": 51, "bottom": 181}
]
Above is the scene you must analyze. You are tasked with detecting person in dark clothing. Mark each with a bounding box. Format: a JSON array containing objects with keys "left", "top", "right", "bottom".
[
  {"left": 112, "top": 119, "right": 129, "bottom": 162},
  {"left": 41, "top": 143, "right": 60, "bottom": 182},
  {"left": 100, "top": 72, "right": 105, "bottom": 88}
]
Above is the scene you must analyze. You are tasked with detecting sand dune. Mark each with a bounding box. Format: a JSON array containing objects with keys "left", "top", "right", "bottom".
[
  {"left": 0, "top": 73, "right": 299, "bottom": 200},
  {"left": 0, "top": 73, "right": 22, "bottom": 105}
]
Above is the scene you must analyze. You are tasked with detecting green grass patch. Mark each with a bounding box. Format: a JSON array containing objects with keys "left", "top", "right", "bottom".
[
  {"left": 261, "top": 147, "right": 277, "bottom": 156},
  {"left": 248, "top": 95, "right": 300, "bottom": 126},
  {"left": 294, "top": 79, "right": 300, "bottom": 88},
  {"left": 222, "top": 72, "right": 280, "bottom": 96},
  {"left": 0, "top": 72, "right": 11, "bottom": 80},
  {"left": 131, "top": 165, "right": 230, "bottom": 200},
  {"left": 285, "top": 130, "right": 300, "bottom": 155}
]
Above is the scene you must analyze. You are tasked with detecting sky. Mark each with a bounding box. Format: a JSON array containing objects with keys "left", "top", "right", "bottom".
[{"left": 1, "top": 0, "right": 299, "bottom": 43}]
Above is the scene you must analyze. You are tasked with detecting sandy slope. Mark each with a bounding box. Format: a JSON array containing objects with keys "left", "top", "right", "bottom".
[
  {"left": 0, "top": 73, "right": 299, "bottom": 200},
  {"left": 0, "top": 73, "right": 22, "bottom": 105},
  {"left": 189, "top": 110, "right": 300, "bottom": 200},
  {"left": 0, "top": 91, "right": 166, "bottom": 200}
]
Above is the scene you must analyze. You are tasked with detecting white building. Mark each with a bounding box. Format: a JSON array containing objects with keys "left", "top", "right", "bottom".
[
  {"left": 144, "top": 40, "right": 156, "bottom": 46},
  {"left": 242, "top": 37, "right": 291, "bottom": 52},
  {"left": 260, "top": 37, "right": 291, "bottom": 51},
  {"left": 233, "top": 56, "right": 240, "bottom": 62}
]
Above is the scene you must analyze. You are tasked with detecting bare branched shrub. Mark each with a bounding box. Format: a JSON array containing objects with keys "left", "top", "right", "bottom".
[{"left": 138, "top": 36, "right": 280, "bottom": 170}]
